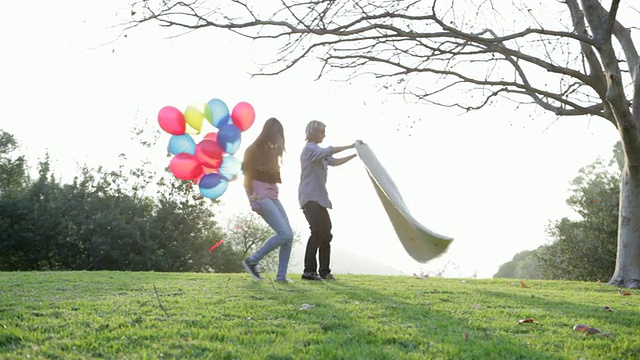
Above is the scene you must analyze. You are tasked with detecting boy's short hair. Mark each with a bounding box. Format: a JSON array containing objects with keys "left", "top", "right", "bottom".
[{"left": 305, "top": 120, "right": 326, "bottom": 141}]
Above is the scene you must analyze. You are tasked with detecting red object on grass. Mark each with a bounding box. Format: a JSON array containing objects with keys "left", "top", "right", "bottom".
[{"left": 209, "top": 239, "right": 224, "bottom": 253}]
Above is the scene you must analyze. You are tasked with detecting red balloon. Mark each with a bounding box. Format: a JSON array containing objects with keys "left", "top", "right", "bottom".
[
  {"left": 193, "top": 172, "right": 205, "bottom": 184},
  {"left": 169, "top": 153, "right": 203, "bottom": 181},
  {"left": 203, "top": 132, "right": 218, "bottom": 142},
  {"left": 231, "top": 102, "right": 255, "bottom": 132},
  {"left": 195, "top": 139, "right": 224, "bottom": 168},
  {"left": 158, "top": 106, "right": 186, "bottom": 135}
]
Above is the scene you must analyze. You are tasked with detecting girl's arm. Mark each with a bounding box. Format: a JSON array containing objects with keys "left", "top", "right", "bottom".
[
  {"left": 244, "top": 172, "right": 253, "bottom": 197},
  {"left": 330, "top": 143, "right": 356, "bottom": 155},
  {"left": 328, "top": 153, "right": 357, "bottom": 166}
]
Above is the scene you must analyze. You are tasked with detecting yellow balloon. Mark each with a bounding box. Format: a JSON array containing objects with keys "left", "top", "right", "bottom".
[
  {"left": 185, "top": 123, "right": 200, "bottom": 135},
  {"left": 184, "top": 104, "right": 205, "bottom": 132}
]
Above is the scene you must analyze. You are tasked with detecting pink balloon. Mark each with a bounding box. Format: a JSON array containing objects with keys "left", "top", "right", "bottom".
[
  {"left": 231, "top": 102, "right": 255, "bottom": 132},
  {"left": 169, "top": 153, "right": 203, "bottom": 181},
  {"left": 195, "top": 139, "right": 224, "bottom": 168},
  {"left": 158, "top": 106, "right": 186, "bottom": 135}
]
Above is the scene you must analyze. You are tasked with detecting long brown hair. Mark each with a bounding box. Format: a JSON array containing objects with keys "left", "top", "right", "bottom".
[{"left": 243, "top": 118, "right": 285, "bottom": 174}]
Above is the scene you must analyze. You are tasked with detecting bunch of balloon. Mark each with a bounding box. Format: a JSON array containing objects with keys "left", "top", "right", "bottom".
[{"left": 157, "top": 98, "right": 255, "bottom": 199}]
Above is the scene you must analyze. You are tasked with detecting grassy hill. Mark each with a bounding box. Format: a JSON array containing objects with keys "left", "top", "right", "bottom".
[{"left": 1, "top": 271, "right": 639, "bottom": 359}]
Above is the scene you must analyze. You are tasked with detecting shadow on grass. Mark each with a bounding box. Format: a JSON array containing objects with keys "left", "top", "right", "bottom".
[
  {"left": 241, "top": 276, "right": 566, "bottom": 359},
  {"left": 4, "top": 272, "right": 614, "bottom": 359}
]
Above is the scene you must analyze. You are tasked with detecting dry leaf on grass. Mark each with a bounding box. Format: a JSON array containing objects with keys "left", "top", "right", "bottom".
[
  {"left": 573, "top": 324, "right": 599, "bottom": 333},
  {"left": 573, "top": 324, "right": 611, "bottom": 337}
]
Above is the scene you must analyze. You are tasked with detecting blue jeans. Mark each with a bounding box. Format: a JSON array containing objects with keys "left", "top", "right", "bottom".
[{"left": 247, "top": 198, "right": 293, "bottom": 280}]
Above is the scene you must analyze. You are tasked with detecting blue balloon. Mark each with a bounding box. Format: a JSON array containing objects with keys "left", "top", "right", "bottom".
[
  {"left": 168, "top": 134, "right": 196, "bottom": 155},
  {"left": 199, "top": 173, "right": 228, "bottom": 199},
  {"left": 217, "top": 124, "right": 242, "bottom": 155},
  {"left": 219, "top": 155, "right": 242, "bottom": 181},
  {"left": 207, "top": 98, "right": 230, "bottom": 129}
]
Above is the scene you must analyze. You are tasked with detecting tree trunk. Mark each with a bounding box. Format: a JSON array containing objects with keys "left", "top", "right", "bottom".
[
  {"left": 581, "top": 0, "right": 640, "bottom": 289},
  {"left": 609, "top": 163, "right": 640, "bottom": 288}
]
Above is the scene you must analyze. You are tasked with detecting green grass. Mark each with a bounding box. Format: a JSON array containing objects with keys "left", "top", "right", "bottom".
[{"left": 1, "top": 272, "right": 639, "bottom": 359}]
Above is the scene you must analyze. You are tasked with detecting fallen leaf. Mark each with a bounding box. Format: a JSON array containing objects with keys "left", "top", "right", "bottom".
[
  {"left": 585, "top": 327, "right": 603, "bottom": 335},
  {"left": 573, "top": 324, "right": 602, "bottom": 335},
  {"left": 299, "top": 303, "right": 315, "bottom": 311},
  {"left": 573, "top": 324, "right": 590, "bottom": 332},
  {"left": 518, "top": 318, "right": 538, "bottom": 324}
]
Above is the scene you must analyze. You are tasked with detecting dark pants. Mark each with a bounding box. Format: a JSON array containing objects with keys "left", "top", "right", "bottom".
[{"left": 302, "top": 201, "right": 333, "bottom": 276}]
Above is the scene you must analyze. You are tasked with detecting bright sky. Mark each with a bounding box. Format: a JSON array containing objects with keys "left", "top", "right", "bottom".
[{"left": 0, "top": 1, "right": 622, "bottom": 278}]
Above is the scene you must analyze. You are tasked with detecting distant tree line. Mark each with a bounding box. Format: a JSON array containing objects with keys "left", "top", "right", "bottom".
[
  {"left": 0, "top": 130, "right": 294, "bottom": 273},
  {"left": 495, "top": 143, "right": 622, "bottom": 281}
]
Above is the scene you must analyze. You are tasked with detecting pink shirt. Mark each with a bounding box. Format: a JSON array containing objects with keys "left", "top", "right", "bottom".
[{"left": 250, "top": 180, "right": 279, "bottom": 200}]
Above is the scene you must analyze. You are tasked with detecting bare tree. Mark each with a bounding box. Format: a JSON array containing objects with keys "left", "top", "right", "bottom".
[
  {"left": 130, "top": 0, "right": 640, "bottom": 288},
  {"left": 224, "top": 211, "right": 301, "bottom": 272}
]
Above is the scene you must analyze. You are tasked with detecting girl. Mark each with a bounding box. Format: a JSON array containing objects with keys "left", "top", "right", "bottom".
[{"left": 241, "top": 118, "right": 294, "bottom": 282}]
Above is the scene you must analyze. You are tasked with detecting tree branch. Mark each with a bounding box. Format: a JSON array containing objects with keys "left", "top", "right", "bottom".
[
  {"left": 153, "top": 285, "right": 170, "bottom": 318},
  {"left": 130, "top": 0, "right": 634, "bottom": 124},
  {"left": 604, "top": 0, "right": 620, "bottom": 42}
]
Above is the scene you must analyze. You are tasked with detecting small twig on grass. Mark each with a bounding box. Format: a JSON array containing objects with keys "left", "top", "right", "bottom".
[{"left": 153, "top": 285, "right": 170, "bottom": 318}]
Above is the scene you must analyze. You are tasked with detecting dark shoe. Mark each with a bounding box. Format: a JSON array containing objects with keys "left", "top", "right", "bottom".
[
  {"left": 301, "top": 272, "right": 322, "bottom": 281},
  {"left": 320, "top": 273, "right": 336, "bottom": 280},
  {"left": 242, "top": 258, "right": 263, "bottom": 280}
]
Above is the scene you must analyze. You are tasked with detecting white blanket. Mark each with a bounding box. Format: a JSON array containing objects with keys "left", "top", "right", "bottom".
[{"left": 356, "top": 143, "right": 453, "bottom": 263}]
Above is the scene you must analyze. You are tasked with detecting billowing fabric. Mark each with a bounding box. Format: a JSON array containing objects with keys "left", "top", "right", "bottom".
[{"left": 355, "top": 143, "right": 453, "bottom": 263}]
